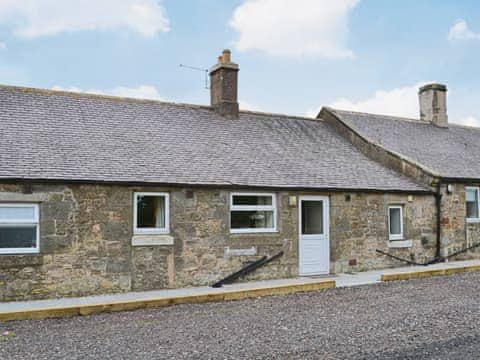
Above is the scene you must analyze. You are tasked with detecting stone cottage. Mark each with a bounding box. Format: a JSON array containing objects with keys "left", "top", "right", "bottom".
[
  {"left": 321, "top": 83, "right": 480, "bottom": 262},
  {"left": 0, "top": 50, "right": 477, "bottom": 301}
]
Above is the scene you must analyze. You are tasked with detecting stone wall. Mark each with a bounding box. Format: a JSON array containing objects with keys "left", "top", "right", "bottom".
[
  {"left": 439, "top": 183, "right": 480, "bottom": 259},
  {"left": 0, "top": 183, "right": 132, "bottom": 301},
  {"left": 0, "top": 182, "right": 437, "bottom": 301},
  {"left": 330, "top": 192, "right": 437, "bottom": 273}
]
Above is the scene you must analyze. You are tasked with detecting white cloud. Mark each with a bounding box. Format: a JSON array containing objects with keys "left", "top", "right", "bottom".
[
  {"left": 0, "top": 0, "right": 170, "bottom": 38},
  {"left": 328, "top": 83, "right": 425, "bottom": 118},
  {"left": 109, "top": 85, "right": 166, "bottom": 100},
  {"left": 306, "top": 82, "right": 480, "bottom": 128},
  {"left": 306, "top": 82, "right": 427, "bottom": 118},
  {"left": 52, "top": 84, "right": 166, "bottom": 101},
  {"left": 0, "top": 42, "right": 6, "bottom": 50},
  {"left": 230, "top": 0, "right": 358, "bottom": 59},
  {"left": 448, "top": 20, "right": 480, "bottom": 41},
  {"left": 239, "top": 100, "right": 261, "bottom": 111},
  {"left": 456, "top": 116, "right": 480, "bottom": 128}
]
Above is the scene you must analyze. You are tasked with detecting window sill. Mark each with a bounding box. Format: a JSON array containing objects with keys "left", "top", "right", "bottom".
[
  {"left": 230, "top": 229, "right": 278, "bottom": 234},
  {"left": 131, "top": 235, "right": 174, "bottom": 246},
  {"left": 388, "top": 239, "right": 412, "bottom": 248},
  {"left": 466, "top": 218, "right": 480, "bottom": 223},
  {"left": 0, "top": 249, "right": 39, "bottom": 255}
]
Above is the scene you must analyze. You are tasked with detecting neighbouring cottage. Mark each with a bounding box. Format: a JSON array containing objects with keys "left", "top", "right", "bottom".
[
  {"left": 0, "top": 50, "right": 477, "bottom": 301},
  {"left": 321, "top": 83, "right": 480, "bottom": 261}
]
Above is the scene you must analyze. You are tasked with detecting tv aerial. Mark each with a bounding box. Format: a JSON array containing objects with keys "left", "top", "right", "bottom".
[{"left": 179, "top": 64, "right": 209, "bottom": 89}]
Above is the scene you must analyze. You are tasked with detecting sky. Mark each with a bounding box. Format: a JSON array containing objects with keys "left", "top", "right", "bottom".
[{"left": 0, "top": 0, "right": 479, "bottom": 127}]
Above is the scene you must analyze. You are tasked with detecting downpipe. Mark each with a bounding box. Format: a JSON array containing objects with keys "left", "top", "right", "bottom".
[{"left": 433, "top": 182, "right": 443, "bottom": 262}]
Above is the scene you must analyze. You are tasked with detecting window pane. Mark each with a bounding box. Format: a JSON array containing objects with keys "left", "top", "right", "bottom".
[
  {"left": 466, "top": 189, "right": 478, "bottom": 202},
  {"left": 467, "top": 203, "right": 479, "bottom": 219},
  {"left": 466, "top": 189, "right": 479, "bottom": 218},
  {"left": 389, "top": 208, "right": 402, "bottom": 235},
  {"left": 232, "top": 195, "right": 272, "bottom": 206},
  {"left": 0, "top": 226, "right": 37, "bottom": 248},
  {"left": 301, "top": 201, "right": 324, "bottom": 235},
  {"left": 231, "top": 211, "right": 274, "bottom": 229},
  {"left": 0, "top": 206, "right": 36, "bottom": 222},
  {"left": 137, "top": 196, "right": 165, "bottom": 228}
]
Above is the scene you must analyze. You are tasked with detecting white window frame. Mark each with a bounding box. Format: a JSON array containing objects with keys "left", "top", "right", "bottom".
[
  {"left": 388, "top": 205, "right": 403, "bottom": 241},
  {"left": 0, "top": 203, "right": 40, "bottom": 254},
  {"left": 133, "top": 192, "right": 170, "bottom": 235},
  {"left": 230, "top": 192, "right": 277, "bottom": 234},
  {"left": 466, "top": 187, "right": 480, "bottom": 222}
]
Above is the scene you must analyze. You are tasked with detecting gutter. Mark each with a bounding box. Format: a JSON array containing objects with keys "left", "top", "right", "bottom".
[
  {"left": 0, "top": 177, "right": 434, "bottom": 195},
  {"left": 439, "top": 177, "right": 480, "bottom": 184}
]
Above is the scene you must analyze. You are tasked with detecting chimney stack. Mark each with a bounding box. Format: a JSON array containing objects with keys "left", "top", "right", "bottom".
[
  {"left": 418, "top": 83, "right": 448, "bottom": 128},
  {"left": 209, "top": 49, "right": 239, "bottom": 118}
]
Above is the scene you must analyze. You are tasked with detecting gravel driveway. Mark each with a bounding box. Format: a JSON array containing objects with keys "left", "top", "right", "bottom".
[{"left": 1, "top": 271, "right": 480, "bottom": 359}]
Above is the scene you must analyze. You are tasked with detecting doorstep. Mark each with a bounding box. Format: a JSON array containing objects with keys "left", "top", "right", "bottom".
[{"left": 0, "top": 277, "right": 335, "bottom": 322}]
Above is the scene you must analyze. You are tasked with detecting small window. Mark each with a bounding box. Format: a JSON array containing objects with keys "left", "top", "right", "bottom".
[
  {"left": 134, "top": 192, "right": 169, "bottom": 234},
  {"left": 0, "top": 204, "right": 39, "bottom": 254},
  {"left": 230, "top": 193, "right": 277, "bottom": 233},
  {"left": 466, "top": 187, "right": 480, "bottom": 219},
  {"left": 388, "top": 206, "right": 403, "bottom": 241}
]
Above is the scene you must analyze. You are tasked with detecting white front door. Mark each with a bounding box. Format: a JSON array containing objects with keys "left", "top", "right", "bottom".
[{"left": 299, "top": 196, "right": 329, "bottom": 276}]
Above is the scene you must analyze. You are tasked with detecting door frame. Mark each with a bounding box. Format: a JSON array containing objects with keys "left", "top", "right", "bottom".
[{"left": 298, "top": 195, "right": 330, "bottom": 276}]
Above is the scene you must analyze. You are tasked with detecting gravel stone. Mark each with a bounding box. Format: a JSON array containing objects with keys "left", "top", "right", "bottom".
[{"left": 2, "top": 272, "right": 480, "bottom": 359}]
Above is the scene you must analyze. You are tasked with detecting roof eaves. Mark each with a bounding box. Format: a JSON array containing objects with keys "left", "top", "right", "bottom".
[{"left": 0, "top": 177, "right": 433, "bottom": 194}]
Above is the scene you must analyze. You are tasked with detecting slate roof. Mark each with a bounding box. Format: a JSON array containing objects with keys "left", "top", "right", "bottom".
[
  {"left": 0, "top": 85, "right": 428, "bottom": 192},
  {"left": 329, "top": 108, "right": 480, "bottom": 180}
]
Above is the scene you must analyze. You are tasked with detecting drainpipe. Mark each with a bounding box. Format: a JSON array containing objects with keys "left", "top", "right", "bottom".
[{"left": 434, "top": 182, "right": 443, "bottom": 262}]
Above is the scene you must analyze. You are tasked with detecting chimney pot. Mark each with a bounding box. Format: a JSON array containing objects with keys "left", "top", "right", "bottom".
[
  {"left": 222, "top": 49, "right": 231, "bottom": 63},
  {"left": 209, "top": 49, "right": 239, "bottom": 118},
  {"left": 418, "top": 83, "right": 448, "bottom": 128}
]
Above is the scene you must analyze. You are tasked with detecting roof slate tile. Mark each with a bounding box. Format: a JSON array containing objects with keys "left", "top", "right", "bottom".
[
  {"left": 331, "top": 108, "right": 480, "bottom": 180},
  {"left": 0, "top": 86, "right": 427, "bottom": 192}
]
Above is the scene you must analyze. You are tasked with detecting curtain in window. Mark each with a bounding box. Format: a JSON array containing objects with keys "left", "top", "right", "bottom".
[{"left": 155, "top": 196, "right": 165, "bottom": 228}]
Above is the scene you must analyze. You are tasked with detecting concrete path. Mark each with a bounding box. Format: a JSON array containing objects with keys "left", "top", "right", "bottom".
[
  {"left": 1, "top": 259, "right": 480, "bottom": 321},
  {"left": 335, "top": 259, "right": 480, "bottom": 287},
  {"left": 0, "top": 277, "right": 335, "bottom": 321},
  {"left": 0, "top": 277, "right": 333, "bottom": 314}
]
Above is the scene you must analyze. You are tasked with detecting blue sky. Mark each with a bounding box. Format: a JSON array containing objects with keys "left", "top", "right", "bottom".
[{"left": 0, "top": 0, "right": 479, "bottom": 126}]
